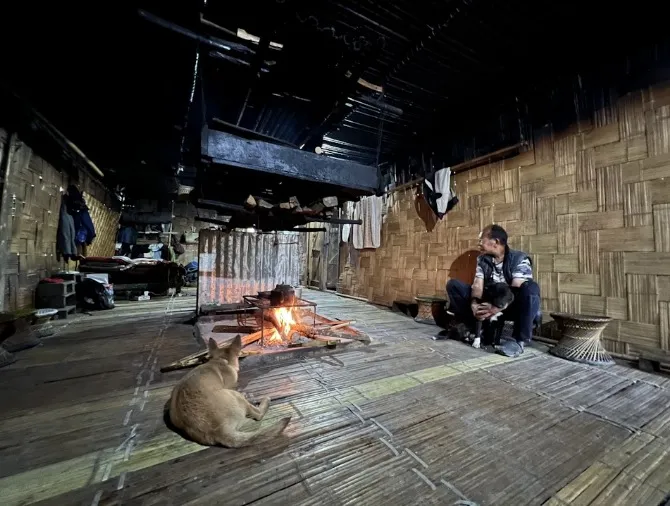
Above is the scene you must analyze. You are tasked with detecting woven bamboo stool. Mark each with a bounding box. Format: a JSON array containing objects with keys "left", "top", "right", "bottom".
[
  {"left": 549, "top": 312, "right": 614, "bottom": 366},
  {"left": 414, "top": 296, "right": 448, "bottom": 325}
]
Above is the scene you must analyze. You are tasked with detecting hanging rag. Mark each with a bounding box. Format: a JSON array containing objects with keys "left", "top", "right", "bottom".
[
  {"left": 352, "top": 196, "right": 382, "bottom": 249},
  {"left": 341, "top": 201, "right": 354, "bottom": 242},
  {"left": 148, "top": 243, "right": 164, "bottom": 260},
  {"left": 56, "top": 199, "right": 77, "bottom": 261},
  {"left": 423, "top": 167, "right": 458, "bottom": 219}
]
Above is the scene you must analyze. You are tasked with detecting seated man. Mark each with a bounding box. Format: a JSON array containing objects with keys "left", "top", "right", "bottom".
[{"left": 446, "top": 224, "right": 540, "bottom": 357}]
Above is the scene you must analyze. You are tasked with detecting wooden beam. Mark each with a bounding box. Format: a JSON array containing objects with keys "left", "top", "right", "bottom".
[
  {"left": 202, "top": 128, "right": 379, "bottom": 193},
  {"left": 387, "top": 141, "right": 528, "bottom": 195},
  {"left": 211, "top": 118, "right": 297, "bottom": 147}
]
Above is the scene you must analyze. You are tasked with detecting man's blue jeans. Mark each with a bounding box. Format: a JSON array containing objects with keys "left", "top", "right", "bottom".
[{"left": 446, "top": 279, "right": 541, "bottom": 343}]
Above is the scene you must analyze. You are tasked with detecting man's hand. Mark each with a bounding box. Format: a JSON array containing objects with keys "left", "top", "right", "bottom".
[{"left": 473, "top": 302, "right": 501, "bottom": 321}]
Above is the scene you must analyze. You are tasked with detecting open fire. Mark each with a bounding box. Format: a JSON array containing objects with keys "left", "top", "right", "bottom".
[
  {"left": 265, "top": 306, "right": 298, "bottom": 345},
  {"left": 162, "top": 286, "right": 369, "bottom": 372}
]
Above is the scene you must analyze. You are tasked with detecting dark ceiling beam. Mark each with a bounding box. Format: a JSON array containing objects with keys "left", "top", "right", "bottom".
[
  {"left": 210, "top": 117, "right": 297, "bottom": 148},
  {"left": 299, "top": 42, "right": 386, "bottom": 152},
  {"left": 334, "top": 3, "right": 410, "bottom": 42},
  {"left": 138, "top": 10, "right": 255, "bottom": 56},
  {"left": 319, "top": 2, "right": 473, "bottom": 164},
  {"left": 202, "top": 127, "right": 378, "bottom": 193}
]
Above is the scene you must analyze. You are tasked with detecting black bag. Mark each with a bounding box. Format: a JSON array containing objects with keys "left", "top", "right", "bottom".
[{"left": 77, "top": 278, "right": 115, "bottom": 310}]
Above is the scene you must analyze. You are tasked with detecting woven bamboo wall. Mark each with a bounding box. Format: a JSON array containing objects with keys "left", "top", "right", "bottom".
[
  {"left": 86, "top": 194, "right": 121, "bottom": 258},
  {"left": 339, "top": 81, "right": 670, "bottom": 357},
  {"left": 1, "top": 131, "right": 119, "bottom": 310}
]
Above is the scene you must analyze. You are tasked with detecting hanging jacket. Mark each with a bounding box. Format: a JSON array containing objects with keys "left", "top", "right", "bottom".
[
  {"left": 56, "top": 199, "right": 77, "bottom": 260},
  {"left": 73, "top": 207, "right": 96, "bottom": 245}
]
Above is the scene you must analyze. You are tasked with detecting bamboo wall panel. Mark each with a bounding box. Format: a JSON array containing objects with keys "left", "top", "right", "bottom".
[
  {"left": 86, "top": 194, "right": 120, "bottom": 258},
  {"left": 0, "top": 130, "right": 119, "bottom": 311},
  {"left": 339, "top": 82, "right": 670, "bottom": 357}
]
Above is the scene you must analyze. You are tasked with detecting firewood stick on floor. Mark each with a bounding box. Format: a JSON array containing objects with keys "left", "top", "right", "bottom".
[
  {"left": 329, "top": 320, "right": 356, "bottom": 330},
  {"left": 242, "top": 329, "right": 265, "bottom": 346},
  {"left": 314, "top": 319, "right": 355, "bottom": 327}
]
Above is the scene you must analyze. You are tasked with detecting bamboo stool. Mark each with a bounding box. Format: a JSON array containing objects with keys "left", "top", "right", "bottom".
[
  {"left": 414, "top": 296, "right": 448, "bottom": 325},
  {"left": 549, "top": 312, "right": 614, "bottom": 366}
]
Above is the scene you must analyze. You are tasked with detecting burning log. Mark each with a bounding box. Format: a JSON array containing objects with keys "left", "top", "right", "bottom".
[{"left": 160, "top": 313, "right": 359, "bottom": 373}]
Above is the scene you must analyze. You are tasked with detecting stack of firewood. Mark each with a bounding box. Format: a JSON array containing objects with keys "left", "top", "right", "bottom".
[{"left": 244, "top": 195, "right": 339, "bottom": 217}]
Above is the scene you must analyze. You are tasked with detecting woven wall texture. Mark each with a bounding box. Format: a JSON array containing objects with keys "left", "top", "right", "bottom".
[
  {"left": 1, "top": 131, "right": 119, "bottom": 310},
  {"left": 339, "top": 82, "right": 670, "bottom": 357}
]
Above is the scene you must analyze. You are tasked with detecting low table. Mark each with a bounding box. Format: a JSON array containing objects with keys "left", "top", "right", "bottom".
[
  {"left": 414, "top": 296, "right": 448, "bottom": 325},
  {"left": 549, "top": 312, "right": 614, "bottom": 366}
]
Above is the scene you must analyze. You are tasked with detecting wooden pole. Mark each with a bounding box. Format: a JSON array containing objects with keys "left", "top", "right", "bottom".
[{"left": 319, "top": 226, "right": 328, "bottom": 291}]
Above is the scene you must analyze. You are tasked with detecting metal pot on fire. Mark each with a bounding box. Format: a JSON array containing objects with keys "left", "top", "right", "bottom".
[{"left": 270, "top": 284, "right": 295, "bottom": 307}]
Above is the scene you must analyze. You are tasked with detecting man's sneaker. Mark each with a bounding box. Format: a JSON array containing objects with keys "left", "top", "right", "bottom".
[{"left": 499, "top": 339, "right": 524, "bottom": 358}]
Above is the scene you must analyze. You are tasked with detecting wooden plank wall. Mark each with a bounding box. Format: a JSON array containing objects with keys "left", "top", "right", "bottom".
[
  {"left": 339, "top": 81, "right": 670, "bottom": 357},
  {"left": 1, "top": 130, "right": 119, "bottom": 311}
]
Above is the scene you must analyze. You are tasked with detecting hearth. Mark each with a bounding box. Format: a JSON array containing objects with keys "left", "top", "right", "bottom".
[
  {"left": 240, "top": 290, "right": 318, "bottom": 348},
  {"left": 163, "top": 285, "right": 370, "bottom": 372}
]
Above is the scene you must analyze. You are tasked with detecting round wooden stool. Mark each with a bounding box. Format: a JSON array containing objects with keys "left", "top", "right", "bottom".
[
  {"left": 415, "top": 296, "right": 448, "bottom": 325},
  {"left": 549, "top": 312, "right": 614, "bottom": 366}
]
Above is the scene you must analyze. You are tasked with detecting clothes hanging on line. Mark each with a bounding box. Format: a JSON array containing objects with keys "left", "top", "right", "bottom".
[
  {"left": 118, "top": 226, "right": 138, "bottom": 245},
  {"left": 56, "top": 199, "right": 77, "bottom": 261},
  {"left": 352, "top": 196, "right": 382, "bottom": 249},
  {"left": 65, "top": 185, "right": 97, "bottom": 246},
  {"left": 341, "top": 201, "right": 354, "bottom": 242},
  {"left": 423, "top": 167, "right": 459, "bottom": 219},
  {"left": 148, "top": 243, "right": 164, "bottom": 260}
]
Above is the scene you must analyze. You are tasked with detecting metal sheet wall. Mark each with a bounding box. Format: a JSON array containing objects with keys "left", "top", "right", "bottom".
[{"left": 197, "top": 229, "right": 302, "bottom": 311}]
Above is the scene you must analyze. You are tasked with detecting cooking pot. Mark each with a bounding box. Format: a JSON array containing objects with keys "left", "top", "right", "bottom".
[{"left": 270, "top": 284, "right": 295, "bottom": 307}]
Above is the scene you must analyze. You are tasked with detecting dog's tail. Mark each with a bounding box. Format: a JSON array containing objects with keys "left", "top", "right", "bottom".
[{"left": 217, "top": 416, "right": 292, "bottom": 448}]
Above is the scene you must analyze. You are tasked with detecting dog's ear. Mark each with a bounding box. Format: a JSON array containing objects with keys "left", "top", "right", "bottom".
[
  {"left": 208, "top": 338, "right": 220, "bottom": 358},
  {"left": 227, "top": 335, "right": 243, "bottom": 356}
]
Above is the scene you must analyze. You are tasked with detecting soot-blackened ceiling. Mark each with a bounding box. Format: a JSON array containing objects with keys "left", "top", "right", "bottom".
[{"left": 2, "top": 0, "right": 669, "bottom": 198}]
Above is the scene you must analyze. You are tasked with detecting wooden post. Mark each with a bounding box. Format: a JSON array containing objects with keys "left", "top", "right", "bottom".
[{"left": 320, "top": 225, "right": 329, "bottom": 291}]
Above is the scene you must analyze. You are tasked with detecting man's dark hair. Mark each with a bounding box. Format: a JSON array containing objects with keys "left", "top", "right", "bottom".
[{"left": 483, "top": 224, "right": 508, "bottom": 246}]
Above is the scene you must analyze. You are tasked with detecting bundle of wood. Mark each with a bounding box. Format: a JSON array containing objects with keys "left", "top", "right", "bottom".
[{"left": 244, "top": 195, "right": 338, "bottom": 217}]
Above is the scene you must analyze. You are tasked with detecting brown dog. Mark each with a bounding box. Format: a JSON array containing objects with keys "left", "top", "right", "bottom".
[{"left": 169, "top": 335, "right": 291, "bottom": 447}]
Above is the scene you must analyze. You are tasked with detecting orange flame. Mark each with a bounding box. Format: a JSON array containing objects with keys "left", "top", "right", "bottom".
[
  {"left": 273, "top": 307, "right": 296, "bottom": 336},
  {"left": 266, "top": 307, "right": 297, "bottom": 345}
]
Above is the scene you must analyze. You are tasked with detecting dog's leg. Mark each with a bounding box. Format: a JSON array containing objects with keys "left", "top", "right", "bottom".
[
  {"left": 244, "top": 396, "right": 270, "bottom": 421},
  {"left": 472, "top": 320, "right": 482, "bottom": 349}
]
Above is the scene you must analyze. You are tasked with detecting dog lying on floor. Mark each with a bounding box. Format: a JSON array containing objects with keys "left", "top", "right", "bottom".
[
  {"left": 169, "top": 335, "right": 291, "bottom": 447},
  {"left": 470, "top": 283, "right": 515, "bottom": 349}
]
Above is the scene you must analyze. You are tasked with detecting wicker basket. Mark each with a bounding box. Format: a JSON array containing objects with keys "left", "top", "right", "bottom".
[{"left": 549, "top": 312, "right": 614, "bottom": 366}]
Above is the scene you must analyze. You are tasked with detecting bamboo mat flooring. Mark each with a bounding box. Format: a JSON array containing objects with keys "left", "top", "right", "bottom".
[{"left": 0, "top": 289, "right": 669, "bottom": 505}]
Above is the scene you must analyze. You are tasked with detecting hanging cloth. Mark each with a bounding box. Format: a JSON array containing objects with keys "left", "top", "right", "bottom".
[
  {"left": 352, "top": 201, "right": 363, "bottom": 249},
  {"left": 341, "top": 201, "right": 354, "bottom": 242},
  {"left": 352, "top": 196, "right": 382, "bottom": 249},
  {"left": 423, "top": 167, "right": 457, "bottom": 219},
  {"left": 56, "top": 198, "right": 77, "bottom": 261}
]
